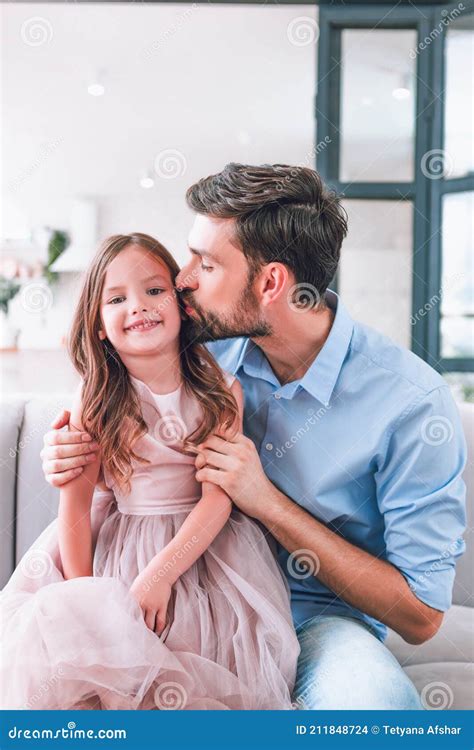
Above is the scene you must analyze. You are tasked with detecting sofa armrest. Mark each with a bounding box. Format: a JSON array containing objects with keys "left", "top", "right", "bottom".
[
  {"left": 452, "top": 401, "right": 473, "bottom": 607},
  {"left": 0, "top": 398, "right": 26, "bottom": 587},
  {"left": 15, "top": 396, "right": 73, "bottom": 563}
]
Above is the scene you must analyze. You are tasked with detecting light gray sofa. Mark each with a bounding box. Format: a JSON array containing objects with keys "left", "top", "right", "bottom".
[{"left": 1, "top": 394, "right": 472, "bottom": 709}]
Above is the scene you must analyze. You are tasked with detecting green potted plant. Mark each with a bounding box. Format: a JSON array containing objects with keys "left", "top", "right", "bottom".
[
  {"left": 0, "top": 231, "right": 68, "bottom": 350},
  {"left": 44, "top": 230, "right": 69, "bottom": 285},
  {"left": 0, "top": 259, "right": 23, "bottom": 349}
]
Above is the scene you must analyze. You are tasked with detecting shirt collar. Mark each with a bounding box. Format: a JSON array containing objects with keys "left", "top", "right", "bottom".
[
  {"left": 233, "top": 290, "right": 354, "bottom": 406},
  {"left": 298, "top": 290, "right": 354, "bottom": 405}
]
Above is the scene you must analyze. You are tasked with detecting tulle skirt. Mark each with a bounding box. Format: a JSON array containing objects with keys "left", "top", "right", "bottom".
[{"left": 1, "top": 493, "right": 300, "bottom": 710}]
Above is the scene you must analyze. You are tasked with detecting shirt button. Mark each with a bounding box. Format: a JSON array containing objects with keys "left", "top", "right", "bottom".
[
  {"left": 265, "top": 442, "right": 273, "bottom": 451},
  {"left": 274, "top": 393, "right": 281, "bottom": 399}
]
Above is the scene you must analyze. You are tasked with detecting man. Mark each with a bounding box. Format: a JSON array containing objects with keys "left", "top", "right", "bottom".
[{"left": 41, "top": 164, "right": 466, "bottom": 709}]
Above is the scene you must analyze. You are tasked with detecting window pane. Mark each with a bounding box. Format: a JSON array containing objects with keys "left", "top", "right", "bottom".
[
  {"left": 340, "top": 30, "right": 417, "bottom": 182},
  {"left": 338, "top": 200, "right": 413, "bottom": 348},
  {"left": 441, "top": 318, "right": 473, "bottom": 358},
  {"left": 445, "top": 13, "right": 474, "bottom": 179},
  {"left": 443, "top": 372, "right": 474, "bottom": 403},
  {"left": 440, "top": 191, "right": 474, "bottom": 358}
]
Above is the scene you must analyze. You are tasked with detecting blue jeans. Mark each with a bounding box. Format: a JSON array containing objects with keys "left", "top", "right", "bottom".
[{"left": 292, "top": 615, "right": 423, "bottom": 710}]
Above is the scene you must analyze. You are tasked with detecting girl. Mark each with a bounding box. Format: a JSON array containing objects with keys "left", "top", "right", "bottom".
[{"left": 1, "top": 233, "right": 300, "bottom": 710}]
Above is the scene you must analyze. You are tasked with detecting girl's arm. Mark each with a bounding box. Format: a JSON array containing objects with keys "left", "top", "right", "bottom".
[
  {"left": 139, "top": 378, "right": 244, "bottom": 587},
  {"left": 57, "top": 386, "right": 101, "bottom": 580}
]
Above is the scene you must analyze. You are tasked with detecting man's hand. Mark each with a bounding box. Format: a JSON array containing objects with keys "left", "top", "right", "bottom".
[
  {"left": 41, "top": 410, "right": 100, "bottom": 487},
  {"left": 194, "top": 433, "right": 274, "bottom": 518}
]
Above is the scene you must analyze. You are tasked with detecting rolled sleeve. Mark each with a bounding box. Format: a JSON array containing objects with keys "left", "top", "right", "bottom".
[{"left": 375, "top": 386, "right": 467, "bottom": 611}]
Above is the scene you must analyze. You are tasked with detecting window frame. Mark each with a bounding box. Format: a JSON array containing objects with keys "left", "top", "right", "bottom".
[{"left": 316, "top": 2, "right": 474, "bottom": 374}]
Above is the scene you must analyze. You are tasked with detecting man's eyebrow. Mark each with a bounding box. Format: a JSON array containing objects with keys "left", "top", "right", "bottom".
[
  {"left": 188, "top": 246, "right": 217, "bottom": 260},
  {"left": 104, "top": 273, "right": 168, "bottom": 294}
]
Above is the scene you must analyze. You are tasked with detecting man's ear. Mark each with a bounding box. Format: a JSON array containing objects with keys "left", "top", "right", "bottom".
[{"left": 259, "top": 263, "right": 290, "bottom": 307}]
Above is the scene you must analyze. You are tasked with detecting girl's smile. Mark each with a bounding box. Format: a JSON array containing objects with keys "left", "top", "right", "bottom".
[{"left": 125, "top": 318, "right": 163, "bottom": 333}]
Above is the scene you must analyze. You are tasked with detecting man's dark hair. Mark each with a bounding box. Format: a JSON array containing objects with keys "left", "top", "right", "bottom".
[{"left": 186, "top": 163, "right": 348, "bottom": 304}]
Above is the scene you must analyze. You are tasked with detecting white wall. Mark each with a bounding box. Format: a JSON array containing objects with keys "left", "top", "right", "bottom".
[{"left": 2, "top": 2, "right": 318, "bottom": 347}]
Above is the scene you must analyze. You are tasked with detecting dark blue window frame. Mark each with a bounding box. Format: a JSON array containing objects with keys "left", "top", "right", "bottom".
[{"left": 316, "top": 1, "right": 474, "bottom": 374}]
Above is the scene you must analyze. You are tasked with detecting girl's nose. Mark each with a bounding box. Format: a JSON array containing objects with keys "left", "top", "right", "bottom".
[{"left": 130, "top": 301, "right": 149, "bottom": 315}]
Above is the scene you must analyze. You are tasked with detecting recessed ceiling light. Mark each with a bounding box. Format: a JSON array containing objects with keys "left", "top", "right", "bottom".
[
  {"left": 392, "top": 87, "right": 410, "bottom": 101},
  {"left": 88, "top": 83, "right": 105, "bottom": 97},
  {"left": 140, "top": 176, "right": 154, "bottom": 189}
]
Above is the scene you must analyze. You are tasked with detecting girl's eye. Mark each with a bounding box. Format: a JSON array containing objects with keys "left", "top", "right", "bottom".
[
  {"left": 200, "top": 262, "right": 213, "bottom": 273},
  {"left": 108, "top": 288, "right": 164, "bottom": 304}
]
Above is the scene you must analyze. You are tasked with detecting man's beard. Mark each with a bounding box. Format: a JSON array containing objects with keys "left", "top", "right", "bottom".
[{"left": 181, "top": 286, "right": 272, "bottom": 343}]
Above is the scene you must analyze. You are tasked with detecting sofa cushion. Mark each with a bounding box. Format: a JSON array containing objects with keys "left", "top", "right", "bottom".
[
  {"left": 385, "top": 604, "right": 474, "bottom": 665},
  {"left": 404, "top": 662, "right": 473, "bottom": 710}
]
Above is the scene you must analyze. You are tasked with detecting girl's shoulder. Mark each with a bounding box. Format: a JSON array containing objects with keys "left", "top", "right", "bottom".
[{"left": 222, "top": 370, "right": 236, "bottom": 389}]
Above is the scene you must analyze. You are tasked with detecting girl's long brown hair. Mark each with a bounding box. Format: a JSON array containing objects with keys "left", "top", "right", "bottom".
[{"left": 68, "top": 233, "right": 238, "bottom": 493}]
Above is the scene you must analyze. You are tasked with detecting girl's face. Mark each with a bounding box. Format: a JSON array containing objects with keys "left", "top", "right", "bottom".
[{"left": 99, "top": 245, "right": 182, "bottom": 357}]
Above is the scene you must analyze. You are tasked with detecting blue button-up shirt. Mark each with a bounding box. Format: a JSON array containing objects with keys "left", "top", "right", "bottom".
[{"left": 207, "top": 291, "right": 467, "bottom": 641}]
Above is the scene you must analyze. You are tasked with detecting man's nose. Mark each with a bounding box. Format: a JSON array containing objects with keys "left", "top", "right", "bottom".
[{"left": 176, "top": 264, "right": 198, "bottom": 291}]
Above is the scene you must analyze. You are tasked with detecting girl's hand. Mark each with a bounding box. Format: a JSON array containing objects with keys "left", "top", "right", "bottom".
[{"left": 129, "top": 573, "right": 172, "bottom": 636}]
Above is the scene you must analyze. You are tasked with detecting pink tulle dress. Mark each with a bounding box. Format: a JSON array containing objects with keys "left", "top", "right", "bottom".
[{"left": 1, "top": 373, "right": 300, "bottom": 710}]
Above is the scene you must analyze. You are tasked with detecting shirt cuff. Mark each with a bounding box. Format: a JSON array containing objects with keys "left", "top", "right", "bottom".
[{"left": 395, "top": 538, "right": 465, "bottom": 612}]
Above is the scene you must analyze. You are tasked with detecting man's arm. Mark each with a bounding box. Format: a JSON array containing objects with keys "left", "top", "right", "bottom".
[
  {"left": 258, "top": 488, "right": 443, "bottom": 644},
  {"left": 195, "top": 387, "right": 466, "bottom": 646},
  {"left": 196, "top": 447, "right": 441, "bottom": 645}
]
